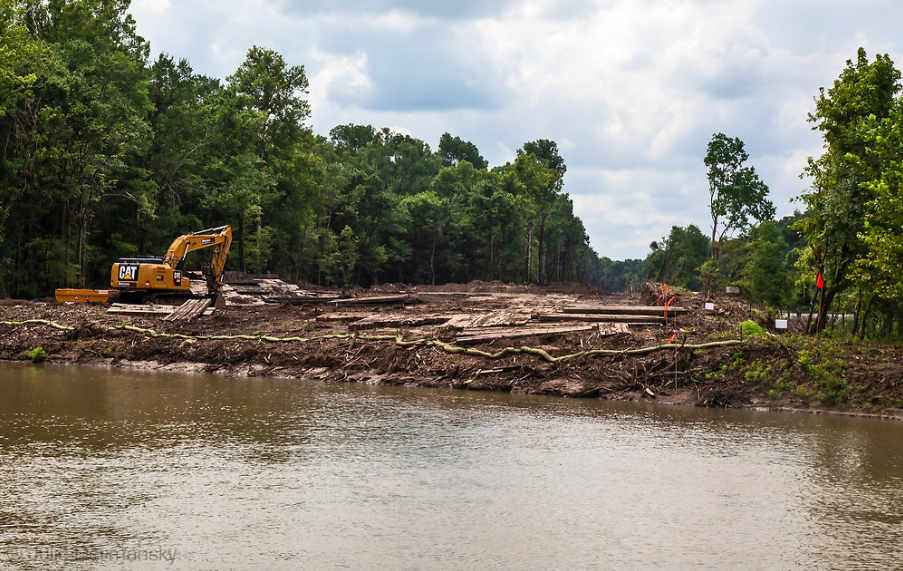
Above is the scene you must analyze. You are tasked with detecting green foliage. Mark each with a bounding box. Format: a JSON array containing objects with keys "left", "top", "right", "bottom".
[
  {"left": 743, "top": 360, "right": 772, "bottom": 384},
  {"left": 698, "top": 258, "right": 720, "bottom": 295},
  {"left": 0, "top": 0, "right": 36, "bottom": 116},
  {"left": 595, "top": 257, "right": 645, "bottom": 292},
  {"left": 791, "top": 343, "right": 851, "bottom": 404},
  {"left": 227, "top": 46, "right": 310, "bottom": 141},
  {"left": 797, "top": 48, "right": 902, "bottom": 334},
  {"left": 739, "top": 222, "right": 792, "bottom": 305},
  {"left": 705, "top": 364, "right": 728, "bottom": 379},
  {"left": 705, "top": 133, "right": 775, "bottom": 258},
  {"left": 438, "top": 132, "right": 488, "bottom": 170},
  {"left": 27, "top": 346, "right": 46, "bottom": 363},
  {"left": 797, "top": 349, "right": 813, "bottom": 371},
  {"left": 770, "top": 368, "right": 795, "bottom": 397},
  {"left": 644, "top": 224, "right": 709, "bottom": 290},
  {"left": 816, "top": 375, "right": 850, "bottom": 405},
  {"left": 740, "top": 320, "right": 767, "bottom": 337},
  {"left": 730, "top": 352, "right": 744, "bottom": 370},
  {"left": 853, "top": 98, "right": 903, "bottom": 306},
  {"left": 1, "top": 0, "right": 154, "bottom": 291}
]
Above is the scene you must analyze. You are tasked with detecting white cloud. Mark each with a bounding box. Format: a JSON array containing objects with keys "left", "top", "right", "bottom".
[
  {"left": 371, "top": 10, "right": 429, "bottom": 32},
  {"left": 129, "top": 0, "right": 903, "bottom": 259},
  {"left": 310, "top": 50, "right": 373, "bottom": 108},
  {"left": 130, "top": 0, "right": 171, "bottom": 17}
]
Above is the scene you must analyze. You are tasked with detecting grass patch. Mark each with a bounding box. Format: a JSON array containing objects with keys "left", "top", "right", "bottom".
[
  {"left": 743, "top": 360, "right": 772, "bottom": 384},
  {"left": 27, "top": 346, "right": 46, "bottom": 363},
  {"left": 789, "top": 344, "right": 850, "bottom": 405},
  {"left": 797, "top": 350, "right": 812, "bottom": 371},
  {"left": 705, "top": 364, "right": 728, "bottom": 379},
  {"left": 740, "top": 320, "right": 767, "bottom": 337}
]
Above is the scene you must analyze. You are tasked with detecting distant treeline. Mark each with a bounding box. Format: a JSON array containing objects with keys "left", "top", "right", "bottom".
[{"left": 0, "top": 0, "right": 603, "bottom": 295}]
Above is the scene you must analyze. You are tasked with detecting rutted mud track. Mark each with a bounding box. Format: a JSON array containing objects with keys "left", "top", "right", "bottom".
[{"left": 2, "top": 282, "right": 902, "bottom": 419}]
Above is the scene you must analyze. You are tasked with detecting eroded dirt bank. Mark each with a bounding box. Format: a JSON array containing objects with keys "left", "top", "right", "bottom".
[{"left": 2, "top": 282, "right": 902, "bottom": 419}]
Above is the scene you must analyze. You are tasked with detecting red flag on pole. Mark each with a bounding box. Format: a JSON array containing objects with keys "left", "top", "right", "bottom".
[{"left": 816, "top": 272, "right": 824, "bottom": 289}]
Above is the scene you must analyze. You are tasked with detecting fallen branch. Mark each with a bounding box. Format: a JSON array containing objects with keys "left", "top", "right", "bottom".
[
  {"left": 1, "top": 319, "right": 75, "bottom": 331},
  {"left": 1, "top": 320, "right": 744, "bottom": 364}
]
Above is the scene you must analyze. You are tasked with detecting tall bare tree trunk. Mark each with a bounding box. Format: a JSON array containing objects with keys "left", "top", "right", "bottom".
[
  {"left": 537, "top": 216, "right": 547, "bottom": 284},
  {"left": 815, "top": 286, "right": 836, "bottom": 333},
  {"left": 523, "top": 223, "right": 534, "bottom": 283},
  {"left": 238, "top": 215, "right": 247, "bottom": 273},
  {"left": 63, "top": 201, "right": 72, "bottom": 288},
  {"left": 430, "top": 240, "right": 436, "bottom": 286},
  {"left": 487, "top": 224, "right": 495, "bottom": 281}
]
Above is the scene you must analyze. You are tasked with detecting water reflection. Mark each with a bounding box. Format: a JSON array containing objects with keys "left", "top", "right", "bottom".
[{"left": 1, "top": 362, "right": 901, "bottom": 570}]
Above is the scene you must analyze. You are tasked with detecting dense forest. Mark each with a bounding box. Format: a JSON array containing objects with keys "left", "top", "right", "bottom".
[
  {"left": 3, "top": 1, "right": 903, "bottom": 340},
  {"left": 0, "top": 0, "right": 599, "bottom": 295}
]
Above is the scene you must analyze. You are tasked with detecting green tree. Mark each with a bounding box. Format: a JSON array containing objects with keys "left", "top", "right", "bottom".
[
  {"left": 739, "top": 221, "right": 792, "bottom": 305},
  {"left": 226, "top": 46, "right": 317, "bottom": 272},
  {"left": 644, "top": 224, "right": 709, "bottom": 290},
  {"left": 850, "top": 99, "right": 903, "bottom": 334},
  {"left": 426, "top": 160, "right": 488, "bottom": 282},
  {"left": 0, "top": 0, "right": 36, "bottom": 275},
  {"left": 329, "top": 123, "right": 378, "bottom": 155},
  {"left": 543, "top": 193, "right": 593, "bottom": 283},
  {"left": 797, "top": 48, "right": 901, "bottom": 333},
  {"left": 199, "top": 93, "right": 276, "bottom": 272},
  {"left": 494, "top": 153, "right": 549, "bottom": 283},
  {"left": 0, "top": 0, "right": 609, "bottom": 296},
  {"left": 136, "top": 54, "right": 222, "bottom": 253},
  {"left": 596, "top": 257, "right": 645, "bottom": 292},
  {"left": 520, "top": 139, "right": 566, "bottom": 283},
  {"left": 437, "top": 132, "right": 488, "bottom": 170},
  {"left": 227, "top": 45, "right": 310, "bottom": 159},
  {"left": 400, "top": 190, "right": 450, "bottom": 285},
  {"left": 704, "top": 133, "right": 774, "bottom": 260},
  {"left": 3, "top": 0, "right": 153, "bottom": 289},
  {"left": 0, "top": 0, "right": 35, "bottom": 115},
  {"left": 323, "top": 125, "right": 424, "bottom": 284},
  {"left": 336, "top": 225, "right": 358, "bottom": 286},
  {"left": 469, "top": 168, "right": 521, "bottom": 281}
]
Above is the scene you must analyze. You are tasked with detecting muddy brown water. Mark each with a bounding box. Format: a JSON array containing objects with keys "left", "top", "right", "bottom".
[{"left": 1, "top": 362, "right": 901, "bottom": 570}]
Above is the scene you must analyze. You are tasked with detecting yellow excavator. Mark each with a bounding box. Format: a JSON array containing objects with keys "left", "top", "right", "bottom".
[{"left": 56, "top": 225, "right": 232, "bottom": 305}]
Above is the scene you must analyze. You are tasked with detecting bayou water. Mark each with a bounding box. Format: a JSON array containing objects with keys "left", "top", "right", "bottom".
[{"left": 1, "top": 362, "right": 901, "bottom": 570}]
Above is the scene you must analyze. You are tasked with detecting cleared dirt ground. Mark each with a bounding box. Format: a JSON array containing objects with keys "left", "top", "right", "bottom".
[{"left": 2, "top": 281, "right": 902, "bottom": 419}]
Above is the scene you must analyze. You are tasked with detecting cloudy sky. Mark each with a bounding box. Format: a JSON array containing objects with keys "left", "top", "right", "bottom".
[{"left": 129, "top": 0, "right": 903, "bottom": 260}]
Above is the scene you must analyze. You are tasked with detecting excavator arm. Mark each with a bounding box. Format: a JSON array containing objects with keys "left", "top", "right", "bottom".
[{"left": 162, "top": 225, "right": 233, "bottom": 291}]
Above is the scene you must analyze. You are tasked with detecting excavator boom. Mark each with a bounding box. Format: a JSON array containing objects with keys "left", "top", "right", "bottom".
[{"left": 161, "top": 225, "right": 232, "bottom": 290}]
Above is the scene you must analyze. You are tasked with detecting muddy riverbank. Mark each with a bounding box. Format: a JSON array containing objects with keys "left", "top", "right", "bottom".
[{"left": 2, "top": 282, "right": 902, "bottom": 419}]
